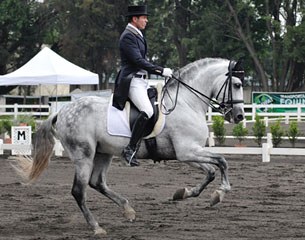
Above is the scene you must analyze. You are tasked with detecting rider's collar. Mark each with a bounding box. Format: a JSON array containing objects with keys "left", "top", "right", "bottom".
[{"left": 127, "top": 23, "right": 143, "bottom": 38}]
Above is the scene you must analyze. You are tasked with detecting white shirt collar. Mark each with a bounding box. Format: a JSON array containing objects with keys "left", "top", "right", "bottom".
[{"left": 127, "top": 23, "right": 143, "bottom": 37}]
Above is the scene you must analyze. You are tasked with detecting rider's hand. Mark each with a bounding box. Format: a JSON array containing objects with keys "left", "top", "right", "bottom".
[{"left": 162, "top": 68, "right": 173, "bottom": 78}]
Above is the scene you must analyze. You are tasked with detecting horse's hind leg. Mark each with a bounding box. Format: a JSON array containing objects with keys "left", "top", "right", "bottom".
[
  {"left": 89, "top": 153, "right": 136, "bottom": 221},
  {"left": 71, "top": 159, "right": 106, "bottom": 235}
]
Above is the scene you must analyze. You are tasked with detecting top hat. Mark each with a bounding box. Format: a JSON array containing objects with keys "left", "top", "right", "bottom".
[{"left": 126, "top": 5, "right": 149, "bottom": 17}]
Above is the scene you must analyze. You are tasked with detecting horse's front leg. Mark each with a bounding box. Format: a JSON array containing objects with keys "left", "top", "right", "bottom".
[
  {"left": 175, "top": 148, "right": 231, "bottom": 206},
  {"left": 209, "top": 153, "right": 231, "bottom": 206},
  {"left": 173, "top": 163, "right": 216, "bottom": 200}
]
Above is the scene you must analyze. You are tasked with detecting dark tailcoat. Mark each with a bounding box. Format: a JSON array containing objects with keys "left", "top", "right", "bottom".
[{"left": 112, "top": 25, "right": 164, "bottom": 110}]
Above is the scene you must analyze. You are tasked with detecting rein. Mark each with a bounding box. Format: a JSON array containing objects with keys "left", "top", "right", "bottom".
[{"left": 161, "top": 61, "right": 244, "bottom": 115}]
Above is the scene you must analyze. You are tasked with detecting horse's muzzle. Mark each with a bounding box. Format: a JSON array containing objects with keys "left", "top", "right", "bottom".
[
  {"left": 232, "top": 105, "right": 245, "bottom": 123},
  {"left": 225, "top": 105, "right": 244, "bottom": 123},
  {"left": 234, "top": 113, "right": 244, "bottom": 123}
]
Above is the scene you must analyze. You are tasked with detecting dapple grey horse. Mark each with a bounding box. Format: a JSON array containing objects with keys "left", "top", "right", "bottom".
[{"left": 13, "top": 58, "right": 245, "bottom": 235}]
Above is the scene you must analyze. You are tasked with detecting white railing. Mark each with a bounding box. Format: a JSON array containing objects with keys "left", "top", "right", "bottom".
[
  {"left": 205, "top": 145, "right": 305, "bottom": 162},
  {"left": 1, "top": 103, "right": 305, "bottom": 161},
  {"left": 1, "top": 131, "right": 305, "bottom": 161},
  {"left": 206, "top": 104, "right": 305, "bottom": 124},
  {"left": 208, "top": 132, "right": 305, "bottom": 147},
  {"left": 2, "top": 135, "right": 305, "bottom": 162},
  {"left": 0, "top": 139, "right": 64, "bottom": 157},
  {"left": 0, "top": 104, "right": 50, "bottom": 120},
  {"left": 207, "top": 132, "right": 305, "bottom": 162},
  {"left": 0, "top": 103, "right": 305, "bottom": 123}
]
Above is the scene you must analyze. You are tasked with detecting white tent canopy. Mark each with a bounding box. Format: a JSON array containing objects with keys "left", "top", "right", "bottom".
[{"left": 0, "top": 47, "right": 99, "bottom": 86}]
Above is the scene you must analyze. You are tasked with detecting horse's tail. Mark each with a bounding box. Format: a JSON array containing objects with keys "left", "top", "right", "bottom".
[{"left": 11, "top": 113, "right": 58, "bottom": 182}]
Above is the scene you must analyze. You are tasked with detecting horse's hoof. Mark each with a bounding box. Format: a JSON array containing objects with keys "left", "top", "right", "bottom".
[
  {"left": 123, "top": 207, "right": 136, "bottom": 222},
  {"left": 173, "top": 188, "right": 186, "bottom": 200},
  {"left": 94, "top": 227, "right": 107, "bottom": 235},
  {"left": 210, "top": 190, "right": 225, "bottom": 206}
]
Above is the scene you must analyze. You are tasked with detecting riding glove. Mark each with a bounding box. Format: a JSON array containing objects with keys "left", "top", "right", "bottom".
[{"left": 162, "top": 68, "right": 173, "bottom": 78}]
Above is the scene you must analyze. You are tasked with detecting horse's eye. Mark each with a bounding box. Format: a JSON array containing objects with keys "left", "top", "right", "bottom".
[{"left": 234, "top": 83, "right": 241, "bottom": 89}]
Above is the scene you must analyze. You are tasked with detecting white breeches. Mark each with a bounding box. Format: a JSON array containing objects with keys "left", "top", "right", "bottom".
[{"left": 128, "top": 77, "right": 153, "bottom": 118}]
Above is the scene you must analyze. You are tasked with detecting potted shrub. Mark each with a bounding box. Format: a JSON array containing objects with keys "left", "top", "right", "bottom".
[
  {"left": 212, "top": 115, "right": 226, "bottom": 146},
  {"left": 0, "top": 121, "right": 5, "bottom": 139},
  {"left": 287, "top": 121, "right": 300, "bottom": 147},
  {"left": 252, "top": 114, "right": 266, "bottom": 147},
  {"left": 232, "top": 122, "right": 248, "bottom": 146},
  {"left": 14, "top": 115, "right": 36, "bottom": 130},
  {"left": 270, "top": 120, "right": 284, "bottom": 147},
  {"left": 1, "top": 117, "right": 13, "bottom": 143},
  {"left": 0, "top": 116, "right": 36, "bottom": 144}
]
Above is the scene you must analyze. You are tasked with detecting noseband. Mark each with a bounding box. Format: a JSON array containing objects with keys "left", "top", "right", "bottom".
[{"left": 161, "top": 60, "right": 244, "bottom": 116}]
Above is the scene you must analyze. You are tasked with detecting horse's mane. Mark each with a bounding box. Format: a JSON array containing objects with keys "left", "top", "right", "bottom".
[
  {"left": 170, "top": 58, "right": 229, "bottom": 88},
  {"left": 178, "top": 58, "right": 228, "bottom": 77}
]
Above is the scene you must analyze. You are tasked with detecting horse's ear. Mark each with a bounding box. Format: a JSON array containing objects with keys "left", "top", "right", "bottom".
[
  {"left": 232, "top": 58, "right": 245, "bottom": 82},
  {"left": 233, "top": 58, "right": 244, "bottom": 71}
]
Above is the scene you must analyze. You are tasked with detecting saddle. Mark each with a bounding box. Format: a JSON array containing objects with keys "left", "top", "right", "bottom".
[{"left": 107, "top": 83, "right": 165, "bottom": 161}]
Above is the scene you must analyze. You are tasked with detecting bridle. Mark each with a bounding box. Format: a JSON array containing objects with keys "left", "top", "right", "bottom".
[
  {"left": 215, "top": 60, "right": 245, "bottom": 112},
  {"left": 161, "top": 60, "right": 245, "bottom": 116}
]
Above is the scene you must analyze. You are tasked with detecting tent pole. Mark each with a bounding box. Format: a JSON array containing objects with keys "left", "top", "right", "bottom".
[
  {"left": 39, "top": 84, "right": 42, "bottom": 119},
  {"left": 56, "top": 85, "right": 58, "bottom": 112}
]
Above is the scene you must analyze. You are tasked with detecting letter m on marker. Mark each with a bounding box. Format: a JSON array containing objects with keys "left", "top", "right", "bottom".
[{"left": 17, "top": 131, "right": 26, "bottom": 141}]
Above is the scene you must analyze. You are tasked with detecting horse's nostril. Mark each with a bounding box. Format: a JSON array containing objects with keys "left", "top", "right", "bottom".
[{"left": 237, "top": 114, "right": 244, "bottom": 121}]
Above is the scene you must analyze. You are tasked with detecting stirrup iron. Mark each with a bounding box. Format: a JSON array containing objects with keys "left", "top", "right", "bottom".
[{"left": 128, "top": 151, "right": 137, "bottom": 166}]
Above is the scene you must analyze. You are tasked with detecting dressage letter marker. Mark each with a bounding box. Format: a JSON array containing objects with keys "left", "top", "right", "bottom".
[{"left": 12, "top": 126, "right": 32, "bottom": 155}]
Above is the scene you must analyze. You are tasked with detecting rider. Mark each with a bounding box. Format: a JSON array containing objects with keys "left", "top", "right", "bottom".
[{"left": 112, "top": 5, "right": 173, "bottom": 167}]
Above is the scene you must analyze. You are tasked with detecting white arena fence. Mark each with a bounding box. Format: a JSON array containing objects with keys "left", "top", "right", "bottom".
[
  {"left": 0, "top": 139, "right": 64, "bottom": 157},
  {"left": 1, "top": 132, "right": 305, "bottom": 162},
  {"left": 1, "top": 103, "right": 305, "bottom": 123},
  {"left": 1, "top": 103, "right": 305, "bottom": 162},
  {"left": 0, "top": 104, "right": 50, "bottom": 120},
  {"left": 208, "top": 132, "right": 305, "bottom": 162},
  {"left": 207, "top": 103, "right": 305, "bottom": 125},
  {"left": 1, "top": 135, "right": 304, "bottom": 162}
]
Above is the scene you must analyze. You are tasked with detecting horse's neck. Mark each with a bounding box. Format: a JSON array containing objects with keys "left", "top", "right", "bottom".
[
  {"left": 165, "top": 59, "right": 228, "bottom": 114},
  {"left": 175, "top": 70, "right": 215, "bottom": 113}
]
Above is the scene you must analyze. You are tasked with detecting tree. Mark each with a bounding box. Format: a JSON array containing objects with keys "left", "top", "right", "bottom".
[
  {"left": 0, "top": 0, "right": 55, "bottom": 94},
  {"left": 224, "top": 0, "right": 305, "bottom": 92},
  {"left": 45, "top": 0, "right": 129, "bottom": 89},
  {"left": 146, "top": 1, "right": 184, "bottom": 68},
  {"left": 2, "top": 0, "right": 305, "bottom": 94},
  {"left": 148, "top": 0, "right": 258, "bottom": 73}
]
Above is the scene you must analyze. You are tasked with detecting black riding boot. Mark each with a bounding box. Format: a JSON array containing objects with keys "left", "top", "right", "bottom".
[{"left": 122, "top": 111, "right": 149, "bottom": 167}]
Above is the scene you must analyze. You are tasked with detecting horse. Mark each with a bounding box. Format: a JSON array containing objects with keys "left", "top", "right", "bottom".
[{"left": 12, "top": 58, "right": 245, "bottom": 235}]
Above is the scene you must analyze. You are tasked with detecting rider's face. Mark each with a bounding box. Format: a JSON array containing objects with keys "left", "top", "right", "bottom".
[{"left": 132, "top": 15, "right": 148, "bottom": 30}]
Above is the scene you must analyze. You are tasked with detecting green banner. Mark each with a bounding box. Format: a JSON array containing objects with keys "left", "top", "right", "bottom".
[{"left": 252, "top": 92, "right": 305, "bottom": 113}]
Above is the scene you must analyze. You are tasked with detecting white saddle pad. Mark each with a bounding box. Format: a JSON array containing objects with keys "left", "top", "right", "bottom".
[{"left": 107, "top": 101, "right": 132, "bottom": 137}]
